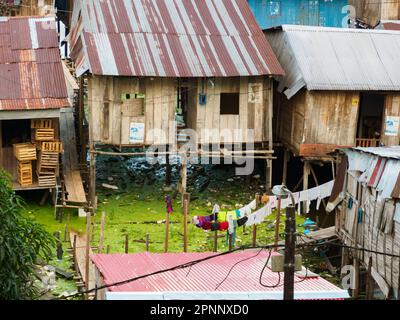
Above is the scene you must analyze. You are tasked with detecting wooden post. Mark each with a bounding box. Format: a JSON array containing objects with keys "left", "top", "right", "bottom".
[
  {"left": 274, "top": 196, "right": 282, "bottom": 251},
  {"left": 124, "top": 234, "right": 129, "bottom": 254},
  {"left": 183, "top": 193, "right": 190, "bottom": 253},
  {"left": 303, "top": 161, "right": 310, "bottom": 215},
  {"left": 352, "top": 258, "right": 360, "bottom": 298},
  {"left": 145, "top": 233, "right": 150, "bottom": 252},
  {"left": 366, "top": 257, "right": 374, "bottom": 300},
  {"left": 252, "top": 194, "right": 260, "bottom": 247},
  {"left": 282, "top": 149, "right": 289, "bottom": 185},
  {"left": 331, "top": 160, "right": 336, "bottom": 180},
  {"left": 181, "top": 155, "right": 187, "bottom": 196},
  {"left": 85, "top": 212, "right": 91, "bottom": 299},
  {"left": 89, "top": 150, "right": 97, "bottom": 212},
  {"left": 165, "top": 209, "right": 170, "bottom": 253},
  {"left": 78, "top": 77, "right": 85, "bottom": 166},
  {"left": 213, "top": 230, "right": 218, "bottom": 253},
  {"left": 165, "top": 149, "right": 172, "bottom": 186},
  {"left": 98, "top": 211, "right": 105, "bottom": 253},
  {"left": 73, "top": 235, "right": 78, "bottom": 273},
  {"left": 228, "top": 234, "right": 233, "bottom": 251},
  {"left": 106, "top": 245, "right": 110, "bottom": 254}
]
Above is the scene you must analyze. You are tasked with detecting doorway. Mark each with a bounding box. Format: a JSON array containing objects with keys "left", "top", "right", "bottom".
[{"left": 356, "top": 93, "right": 384, "bottom": 147}]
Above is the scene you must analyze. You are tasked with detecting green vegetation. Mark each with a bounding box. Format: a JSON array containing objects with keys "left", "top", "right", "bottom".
[
  {"left": 22, "top": 184, "right": 306, "bottom": 254},
  {"left": 0, "top": 169, "right": 55, "bottom": 300}
]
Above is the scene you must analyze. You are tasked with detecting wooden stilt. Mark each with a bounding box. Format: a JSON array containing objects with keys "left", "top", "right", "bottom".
[
  {"left": 181, "top": 155, "right": 187, "bottom": 196},
  {"left": 265, "top": 159, "right": 272, "bottom": 192},
  {"left": 213, "top": 230, "right": 218, "bottom": 253},
  {"left": 302, "top": 161, "right": 310, "bottom": 215},
  {"left": 252, "top": 194, "right": 260, "bottom": 247},
  {"left": 106, "top": 245, "right": 110, "bottom": 254},
  {"left": 165, "top": 209, "right": 170, "bottom": 253},
  {"left": 85, "top": 211, "right": 91, "bottom": 300},
  {"left": 331, "top": 160, "right": 336, "bottom": 180},
  {"left": 145, "top": 233, "right": 150, "bottom": 252},
  {"left": 89, "top": 150, "right": 96, "bottom": 212},
  {"left": 165, "top": 147, "right": 172, "bottom": 186},
  {"left": 98, "top": 211, "right": 105, "bottom": 253},
  {"left": 183, "top": 193, "right": 190, "bottom": 253},
  {"left": 125, "top": 234, "right": 129, "bottom": 254},
  {"left": 274, "top": 196, "right": 282, "bottom": 251},
  {"left": 282, "top": 149, "right": 289, "bottom": 185},
  {"left": 366, "top": 257, "right": 374, "bottom": 300},
  {"left": 228, "top": 234, "right": 233, "bottom": 251},
  {"left": 353, "top": 258, "right": 360, "bottom": 298},
  {"left": 78, "top": 77, "right": 85, "bottom": 166}
]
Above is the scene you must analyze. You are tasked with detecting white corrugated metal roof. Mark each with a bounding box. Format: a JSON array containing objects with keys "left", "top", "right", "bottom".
[{"left": 265, "top": 25, "right": 400, "bottom": 99}]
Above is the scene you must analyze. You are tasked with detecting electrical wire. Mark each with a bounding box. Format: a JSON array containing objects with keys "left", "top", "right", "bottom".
[
  {"left": 52, "top": 239, "right": 400, "bottom": 300},
  {"left": 214, "top": 248, "right": 264, "bottom": 290},
  {"left": 259, "top": 248, "right": 281, "bottom": 288}
]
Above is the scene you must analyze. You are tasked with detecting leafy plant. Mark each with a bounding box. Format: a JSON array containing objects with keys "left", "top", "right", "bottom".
[{"left": 0, "top": 169, "right": 55, "bottom": 300}]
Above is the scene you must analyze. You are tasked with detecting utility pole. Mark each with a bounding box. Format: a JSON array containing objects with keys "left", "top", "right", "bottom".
[{"left": 283, "top": 204, "right": 296, "bottom": 300}]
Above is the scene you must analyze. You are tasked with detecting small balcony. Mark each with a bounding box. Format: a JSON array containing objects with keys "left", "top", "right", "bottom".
[{"left": 355, "top": 138, "right": 380, "bottom": 148}]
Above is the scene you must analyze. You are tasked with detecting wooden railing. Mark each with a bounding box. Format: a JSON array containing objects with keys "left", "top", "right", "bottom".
[{"left": 355, "top": 138, "right": 380, "bottom": 148}]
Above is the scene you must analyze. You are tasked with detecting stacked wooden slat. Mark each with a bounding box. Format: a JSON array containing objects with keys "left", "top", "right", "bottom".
[
  {"left": 30, "top": 119, "right": 62, "bottom": 187},
  {"left": 17, "top": 161, "right": 33, "bottom": 186},
  {"left": 13, "top": 143, "right": 37, "bottom": 187}
]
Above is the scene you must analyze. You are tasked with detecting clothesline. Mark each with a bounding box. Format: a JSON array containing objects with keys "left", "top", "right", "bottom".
[
  {"left": 243, "top": 180, "right": 335, "bottom": 227},
  {"left": 192, "top": 180, "right": 335, "bottom": 230}
]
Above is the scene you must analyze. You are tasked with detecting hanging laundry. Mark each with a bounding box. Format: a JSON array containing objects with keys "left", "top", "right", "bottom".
[
  {"left": 237, "top": 216, "right": 248, "bottom": 227},
  {"left": 212, "top": 204, "right": 220, "bottom": 214},
  {"left": 228, "top": 215, "right": 235, "bottom": 235},
  {"left": 211, "top": 222, "right": 220, "bottom": 231},
  {"left": 249, "top": 199, "right": 257, "bottom": 210},
  {"left": 219, "top": 221, "right": 229, "bottom": 231},
  {"left": 165, "top": 195, "right": 173, "bottom": 213},
  {"left": 261, "top": 193, "right": 269, "bottom": 205}
]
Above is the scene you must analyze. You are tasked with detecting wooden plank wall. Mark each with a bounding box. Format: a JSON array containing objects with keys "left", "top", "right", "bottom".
[
  {"left": 338, "top": 173, "right": 400, "bottom": 295},
  {"left": 188, "top": 76, "right": 271, "bottom": 145},
  {"left": 274, "top": 89, "right": 307, "bottom": 154},
  {"left": 304, "top": 91, "right": 359, "bottom": 147},
  {"left": 381, "top": 94, "right": 400, "bottom": 147},
  {"left": 88, "top": 76, "right": 176, "bottom": 146},
  {"left": 349, "top": 0, "right": 400, "bottom": 26}
]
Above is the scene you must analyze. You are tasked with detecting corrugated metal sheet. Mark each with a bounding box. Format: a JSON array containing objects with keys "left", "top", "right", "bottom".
[
  {"left": 69, "top": 0, "right": 284, "bottom": 78},
  {"left": 248, "top": 0, "right": 349, "bottom": 30},
  {"left": 0, "top": 16, "right": 69, "bottom": 111},
  {"left": 91, "top": 251, "right": 349, "bottom": 300},
  {"left": 265, "top": 25, "right": 400, "bottom": 99},
  {"left": 377, "top": 20, "right": 400, "bottom": 31}
]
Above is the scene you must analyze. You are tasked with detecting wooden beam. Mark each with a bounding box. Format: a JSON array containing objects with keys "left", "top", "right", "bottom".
[
  {"left": 299, "top": 144, "right": 352, "bottom": 158},
  {"left": 98, "top": 211, "right": 105, "bottom": 253},
  {"left": 282, "top": 148, "right": 289, "bottom": 185},
  {"left": 85, "top": 212, "right": 91, "bottom": 300}
]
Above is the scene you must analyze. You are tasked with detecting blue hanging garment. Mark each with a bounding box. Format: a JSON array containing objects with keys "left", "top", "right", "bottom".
[
  {"left": 358, "top": 207, "right": 363, "bottom": 223},
  {"left": 348, "top": 197, "right": 353, "bottom": 209}
]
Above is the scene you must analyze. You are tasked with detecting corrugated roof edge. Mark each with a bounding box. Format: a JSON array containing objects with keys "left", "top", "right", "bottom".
[{"left": 336, "top": 146, "right": 400, "bottom": 160}]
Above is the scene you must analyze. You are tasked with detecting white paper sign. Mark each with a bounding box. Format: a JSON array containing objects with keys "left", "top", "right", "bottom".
[
  {"left": 129, "top": 122, "right": 145, "bottom": 143},
  {"left": 385, "top": 116, "right": 400, "bottom": 136}
]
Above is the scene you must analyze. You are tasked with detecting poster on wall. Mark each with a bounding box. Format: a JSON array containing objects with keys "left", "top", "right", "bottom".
[
  {"left": 129, "top": 122, "right": 145, "bottom": 143},
  {"left": 385, "top": 116, "right": 400, "bottom": 137},
  {"left": 248, "top": 83, "right": 262, "bottom": 103}
]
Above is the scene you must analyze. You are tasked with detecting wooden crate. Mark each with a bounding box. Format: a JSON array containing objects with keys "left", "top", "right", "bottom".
[
  {"left": 35, "top": 128, "right": 55, "bottom": 141},
  {"left": 31, "top": 119, "right": 54, "bottom": 129},
  {"left": 17, "top": 161, "right": 33, "bottom": 186},
  {"left": 37, "top": 151, "right": 59, "bottom": 173},
  {"left": 13, "top": 143, "right": 37, "bottom": 161},
  {"left": 36, "top": 171, "right": 56, "bottom": 187},
  {"left": 40, "top": 141, "right": 64, "bottom": 153}
]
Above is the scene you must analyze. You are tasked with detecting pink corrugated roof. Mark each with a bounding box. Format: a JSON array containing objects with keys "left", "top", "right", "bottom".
[
  {"left": 0, "top": 16, "right": 69, "bottom": 111},
  {"left": 69, "top": 0, "right": 284, "bottom": 78},
  {"left": 91, "top": 251, "right": 348, "bottom": 300}
]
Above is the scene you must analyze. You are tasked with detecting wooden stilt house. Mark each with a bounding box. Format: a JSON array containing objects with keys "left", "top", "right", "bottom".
[
  {"left": 265, "top": 25, "right": 400, "bottom": 192},
  {"left": 68, "top": 0, "right": 284, "bottom": 206},
  {"left": 349, "top": 0, "right": 400, "bottom": 28},
  {"left": 328, "top": 147, "right": 400, "bottom": 299},
  {"left": 0, "top": 16, "right": 70, "bottom": 191}
]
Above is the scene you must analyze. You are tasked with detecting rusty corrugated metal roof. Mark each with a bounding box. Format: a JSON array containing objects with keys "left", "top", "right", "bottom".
[
  {"left": 91, "top": 251, "right": 349, "bottom": 300},
  {"left": 69, "top": 0, "right": 284, "bottom": 78},
  {"left": 0, "top": 16, "right": 69, "bottom": 111},
  {"left": 266, "top": 25, "right": 400, "bottom": 99}
]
